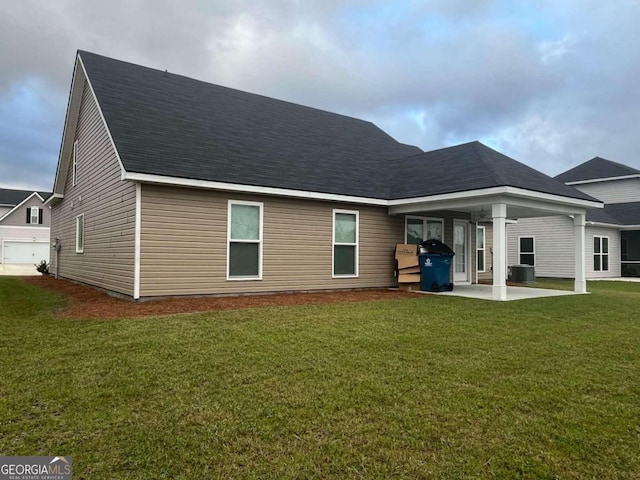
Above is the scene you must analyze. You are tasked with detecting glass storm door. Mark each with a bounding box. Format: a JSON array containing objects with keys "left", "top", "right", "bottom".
[{"left": 454, "top": 221, "right": 469, "bottom": 283}]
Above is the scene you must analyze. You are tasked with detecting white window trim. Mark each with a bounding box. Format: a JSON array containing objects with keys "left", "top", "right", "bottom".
[
  {"left": 29, "top": 206, "right": 40, "bottom": 225},
  {"left": 476, "top": 225, "right": 486, "bottom": 273},
  {"left": 226, "top": 200, "right": 263, "bottom": 281},
  {"left": 76, "top": 214, "right": 84, "bottom": 254},
  {"left": 332, "top": 209, "right": 359, "bottom": 278},
  {"left": 404, "top": 215, "right": 445, "bottom": 243},
  {"left": 72, "top": 140, "right": 78, "bottom": 186},
  {"left": 518, "top": 236, "right": 535, "bottom": 266},
  {"left": 593, "top": 235, "right": 610, "bottom": 272}
]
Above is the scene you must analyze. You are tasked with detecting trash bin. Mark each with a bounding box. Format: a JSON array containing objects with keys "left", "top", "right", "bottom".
[{"left": 419, "top": 239, "right": 455, "bottom": 292}]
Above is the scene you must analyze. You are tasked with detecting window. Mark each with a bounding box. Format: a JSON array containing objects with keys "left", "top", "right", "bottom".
[
  {"left": 76, "top": 214, "right": 84, "bottom": 253},
  {"left": 26, "top": 207, "right": 42, "bottom": 225},
  {"left": 476, "top": 226, "right": 486, "bottom": 272},
  {"left": 406, "top": 217, "right": 423, "bottom": 245},
  {"left": 405, "top": 216, "right": 443, "bottom": 244},
  {"left": 227, "top": 201, "right": 262, "bottom": 279},
  {"left": 72, "top": 140, "right": 78, "bottom": 186},
  {"left": 594, "top": 236, "right": 609, "bottom": 272},
  {"left": 621, "top": 231, "right": 640, "bottom": 277},
  {"left": 519, "top": 237, "right": 535, "bottom": 266},
  {"left": 333, "top": 210, "right": 358, "bottom": 277}
]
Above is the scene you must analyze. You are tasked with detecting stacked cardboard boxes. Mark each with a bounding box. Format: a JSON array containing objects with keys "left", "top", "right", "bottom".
[{"left": 395, "top": 244, "right": 421, "bottom": 291}]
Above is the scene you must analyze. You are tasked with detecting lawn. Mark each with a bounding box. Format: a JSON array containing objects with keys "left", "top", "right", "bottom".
[{"left": 1, "top": 278, "right": 639, "bottom": 479}]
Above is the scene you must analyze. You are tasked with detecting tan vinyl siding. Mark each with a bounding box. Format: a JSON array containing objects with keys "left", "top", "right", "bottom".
[
  {"left": 140, "top": 184, "right": 404, "bottom": 297},
  {"left": 50, "top": 82, "right": 136, "bottom": 296},
  {"left": 0, "top": 196, "right": 50, "bottom": 227},
  {"left": 575, "top": 178, "right": 640, "bottom": 204}
]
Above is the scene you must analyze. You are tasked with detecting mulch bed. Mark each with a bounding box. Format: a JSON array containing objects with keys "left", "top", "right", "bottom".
[{"left": 24, "top": 276, "right": 416, "bottom": 320}]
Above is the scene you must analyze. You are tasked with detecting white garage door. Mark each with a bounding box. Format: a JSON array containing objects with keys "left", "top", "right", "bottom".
[{"left": 3, "top": 241, "right": 50, "bottom": 264}]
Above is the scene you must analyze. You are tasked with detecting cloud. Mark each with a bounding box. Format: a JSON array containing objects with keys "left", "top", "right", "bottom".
[{"left": 1, "top": 0, "right": 640, "bottom": 189}]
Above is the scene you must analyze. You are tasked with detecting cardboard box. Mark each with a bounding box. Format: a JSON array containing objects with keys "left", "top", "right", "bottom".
[
  {"left": 399, "top": 282, "right": 421, "bottom": 291},
  {"left": 398, "top": 273, "right": 421, "bottom": 284},
  {"left": 395, "top": 244, "right": 417, "bottom": 259},
  {"left": 397, "top": 255, "right": 419, "bottom": 270},
  {"left": 398, "top": 266, "right": 420, "bottom": 275}
]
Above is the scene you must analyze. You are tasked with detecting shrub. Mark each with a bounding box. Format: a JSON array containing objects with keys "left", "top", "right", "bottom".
[{"left": 35, "top": 260, "right": 50, "bottom": 275}]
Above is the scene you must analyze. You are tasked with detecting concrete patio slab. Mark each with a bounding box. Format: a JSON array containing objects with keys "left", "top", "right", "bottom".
[{"left": 414, "top": 284, "right": 586, "bottom": 301}]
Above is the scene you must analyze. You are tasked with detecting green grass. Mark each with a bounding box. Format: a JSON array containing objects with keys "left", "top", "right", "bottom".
[{"left": 1, "top": 277, "right": 639, "bottom": 479}]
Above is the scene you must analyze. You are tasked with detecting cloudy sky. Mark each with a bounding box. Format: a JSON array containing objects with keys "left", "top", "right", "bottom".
[{"left": 1, "top": 0, "right": 640, "bottom": 191}]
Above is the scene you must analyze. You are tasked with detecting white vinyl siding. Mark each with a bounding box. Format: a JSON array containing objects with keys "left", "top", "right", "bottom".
[
  {"left": 333, "top": 210, "right": 359, "bottom": 277},
  {"left": 227, "top": 200, "right": 263, "bottom": 280},
  {"left": 507, "top": 217, "right": 621, "bottom": 278},
  {"left": 574, "top": 178, "right": 640, "bottom": 204}
]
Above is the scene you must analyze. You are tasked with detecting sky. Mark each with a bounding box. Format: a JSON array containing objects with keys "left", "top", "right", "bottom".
[{"left": 1, "top": 0, "right": 640, "bottom": 191}]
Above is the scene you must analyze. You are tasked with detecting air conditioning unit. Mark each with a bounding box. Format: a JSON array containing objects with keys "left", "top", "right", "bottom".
[{"left": 509, "top": 265, "right": 535, "bottom": 284}]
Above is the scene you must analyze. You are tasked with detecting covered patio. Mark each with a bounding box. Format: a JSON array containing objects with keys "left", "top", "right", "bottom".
[
  {"left": 389, "top": 186, "right": 602, "bottom": 301},
  {"left": 386, "top": 142, "right": 604, "bottom": 301}
]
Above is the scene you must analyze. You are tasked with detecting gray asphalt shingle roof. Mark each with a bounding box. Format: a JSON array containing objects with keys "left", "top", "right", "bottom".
[
  {"left": 79, "top": 51, "right": 421, "bottom": 199},
  {"left": 556, "top": 157, "right": 640, "bottom": 183},
  {"left": 587, "top": 202, "right": 640, "bottom": 225},
  {"left": 79, "top": 51, "right": 596, "bottom": 203},
  {"left": 387, "top": 142, "right": 596, "bottom": 201},
  {"left": 0, "top": 189, "right": 50, "bottom": 206}
]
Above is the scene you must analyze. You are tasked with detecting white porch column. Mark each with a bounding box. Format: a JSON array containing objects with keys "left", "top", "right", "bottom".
[
  {"left": 492, "top": 203, "right": 508, "bottom": 301},
  {"left": 574, "top": 213, "right": 587, "bottom": 293}
]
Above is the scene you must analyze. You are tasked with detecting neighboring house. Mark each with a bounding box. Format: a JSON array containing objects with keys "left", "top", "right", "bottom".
[
  {"left": 0, "top": 189, "right": 51, "bottom": 267},
  {"left": 46, "top": 51, "right": 601, "bottom": 300},
  {"left": 506, "top": 157, "right": 640, "bottom": 278}
]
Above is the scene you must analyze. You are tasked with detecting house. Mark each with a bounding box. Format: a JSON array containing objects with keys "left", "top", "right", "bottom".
[
  {"left": 506, "top": 157, "right": 640, "bottom": 278},
  {"left": 46, "top": 51, "right": 602, "bottom": 300},
  {"left": 0, "top": 188, "right": 51, "bottom": 271}
]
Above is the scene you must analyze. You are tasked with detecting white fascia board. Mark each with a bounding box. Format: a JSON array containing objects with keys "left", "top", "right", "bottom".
[
  {"left": 565, "top": 174, "right": 640, "bottom": 185},
  {"left": 125, "top": 172, "right": 606, "bottom": 213},
  {"left": 586, "top": 221, "right": 623, "bottom": 228},
  {"left": 77, "top": 55, "right": 127, "bottom": 179},
  {"left": 388, "top": 187, "right": 602, "bottom": 216},
  {"left": 0, "top": 225, "right": 50, "bottom": 230},
  {"left": 0, "top": 192, "right": 45, "bottom": 223},
  {"left": 389, "top": 186, "right": 509, "bottom": 206},
  {"left": 43, "top": 193, "right": 64, "bottom": 206},
  {"left": 389, "top": 186, "right": 603, "bottom": 210},
  {"left": 123, "top": 172, "right": 389, "bottom": 206},
  {"left": 586, "top": 221, "right": 640, "bottom": 230}
]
